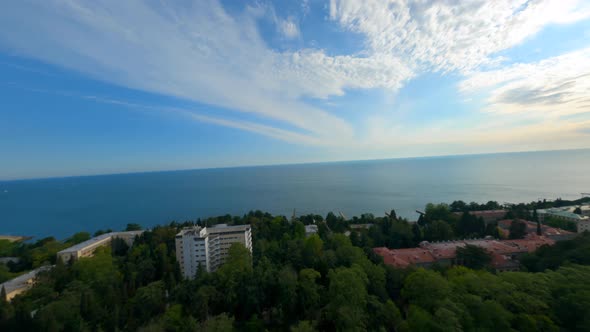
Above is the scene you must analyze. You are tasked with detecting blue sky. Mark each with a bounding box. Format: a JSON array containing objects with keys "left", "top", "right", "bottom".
[{"left": 1, "top": 0, "right": 589, "bottom": 180}]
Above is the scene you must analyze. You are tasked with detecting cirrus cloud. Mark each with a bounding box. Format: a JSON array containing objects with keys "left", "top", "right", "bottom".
[{"left": 0, "top": 0, "right": 588, "bottom": 155}]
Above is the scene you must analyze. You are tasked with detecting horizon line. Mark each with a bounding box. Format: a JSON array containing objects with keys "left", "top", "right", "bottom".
[{"left": 2, "top": 147, "right": 589, "bottom": 182}]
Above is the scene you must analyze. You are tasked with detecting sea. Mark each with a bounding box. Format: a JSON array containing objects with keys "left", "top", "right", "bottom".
[{"left": 1, "top": 149, "right": 589, "bottom": 240}]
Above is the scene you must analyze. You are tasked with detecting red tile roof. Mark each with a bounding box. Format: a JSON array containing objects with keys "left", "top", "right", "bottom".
[
  {"left": 374, "top": 236, "right": 555, "bottom": 269},
  {"left": 374, "top": 247, "right": 435, "bottom": 268},
  {"left": 497, "top": 219, "right": 574, "bottom": 238}
]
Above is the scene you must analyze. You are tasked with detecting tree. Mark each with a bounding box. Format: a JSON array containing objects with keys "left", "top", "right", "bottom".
[
  {"left": 326, "top": 266, "right": 369, "bottom": 331},
  {"left": 278, "top": 266, "right": 298, "bottom": 323},
  {"left": 201, "top": 313, "right": 234, "bottom": 332},
  {"left": 450, "top": 200, "right": 468, "bottom": 212},
  {"left": 302, "top": 235, "right": 323, "bottom": 267},
  {"left": 543, "top": 216, "right": 577, "bottom": 232},
  {"left": 456, "top": 212, "right": 485, "bottom": 237},
  {"left": 129, "top": 281, "right": 167, "bottom": 330},
  {"left": 402, "top": 269, "right": 450, "bottom": 312},
  {"left": 290, "top": 320, "right": 315, "bottom": 332},
  {"left": 163, "top": 304, "right": 198, "bottom": 332},
  {"left": 0, "top": 286, "right": 6, "bottom": 303},
  {"left": 424, "top": 203, "right": 455, "bottom": 224},
  {"left": 531, "top": 210, "right": 543, "bottom": 236},
  {"left": 297, "top": 269, "right": 321, "bottom": 319},
  {"left": 406, "top": 305, "right": 438, "bottom": 332},
  {"left": 66, "top": 232, "right": 91, "bottom": 245},
  {"left": 126, "top": 223, "right": 142, "bottom": 231},
  {"left": 412, "top": 223, "right": 422, "bottom": 244},
  {"left": 484, "top": 222, "right": 500, "bottom": 238},
  {"left": 456, "top": 245, "right": 492, "bottom": 270},
  {"left": 509, "top": 220, "right": 527, "bottom": 239},
  {"left": 424, "top": 220, "right": 454, "bottom": 242},
  {"left": 387, "top": 209, "right": 397, "bottom": 220}
]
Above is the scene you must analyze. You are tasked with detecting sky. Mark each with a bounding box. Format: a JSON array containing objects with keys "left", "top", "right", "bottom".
[{"left": 1, "top": 0, "right": 589, "bottom": 180}]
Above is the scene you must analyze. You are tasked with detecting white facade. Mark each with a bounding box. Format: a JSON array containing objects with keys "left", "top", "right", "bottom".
[
  {"left": 175, "top": 224, "right": 252, "bottom": 278},
  {"left": 305, "top": 225, "right": 318, "bottom": 237},
  {"left": 0, "top": 265, "right": 52, "bottom": 302}
]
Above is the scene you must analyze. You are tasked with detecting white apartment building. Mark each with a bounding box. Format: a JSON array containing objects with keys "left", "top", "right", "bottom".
[{"left": 175, "top": 224, "right": 252, "bottom": 278}]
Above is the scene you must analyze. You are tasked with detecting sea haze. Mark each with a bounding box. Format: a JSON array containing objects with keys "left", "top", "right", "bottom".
[{"left": 1, "top": 149, "right": 589, "bottom": 239}]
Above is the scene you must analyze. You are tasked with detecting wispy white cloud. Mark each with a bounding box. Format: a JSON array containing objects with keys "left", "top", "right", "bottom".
[
  {"left": 329, "top": 0, "right": 590, "bottom": 72},
  {"left": 460, "top": 47, "right": 590, "bottom": 116},
  {"left": 0, "top": 0, "right": 588, "bottom": 155},
  {"left": 278, "top": 16, "right": 300, "bottom": 39},
  {"left": 0, "top": 0, "right": 364, "bottom": 145}
]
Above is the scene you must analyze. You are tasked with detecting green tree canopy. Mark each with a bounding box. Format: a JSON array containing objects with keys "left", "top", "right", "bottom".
[{"left": 456, "top": 244, "right": 492, "bottom": 270}]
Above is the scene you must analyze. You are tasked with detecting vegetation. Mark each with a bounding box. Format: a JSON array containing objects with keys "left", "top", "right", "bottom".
[
  {"left": 449, "top": 200, "right": 503, "bottom": 212},
  {"left": 508, "top": 220, "right": 527, "bottom": 239},
  {"left": 505, "top": 196, "right": 590, "bottom": 220},
  {"left": 0, "top": 232, "right": 94, "bottom": 282},
  {"left": 543, "top": 216, "right": 577, "bottom": 232},
  {"left": 456, "top": 244, "right": 492, "bottom": 270},
  {"left": 1, "top": 201, "right": 590, "bottom": 331},
  {"left": 521, "top": 232, "right": 590, "bottom": 272}
]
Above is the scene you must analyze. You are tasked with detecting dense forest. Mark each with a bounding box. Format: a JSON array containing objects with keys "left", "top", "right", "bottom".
[{"left": 1, "top": 198, "right": 590, "bottom": 331}]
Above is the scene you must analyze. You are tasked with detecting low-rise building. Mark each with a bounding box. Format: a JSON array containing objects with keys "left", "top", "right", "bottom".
[
  {"left": 350, "top": 223, "right": 374, "bottom": 230},
  {"left": 374, "top": 236, "right": 555, "bottom": 272},
  {"left": 536, "top": 206, "right": 590, "bottom": 232},
  {"left": 305, "top": 225, "right": 318, "bottom": 237},
  {"left": 0, "top": 265, "right": 52, "bottom": 302},
  {"left": 497, "top": 219, "right": 576, "bottom": 241},
  {"left": 175, "top": 224, "right": 252, "bottom": 278},
  {"left": 57, "top": 230, "right": 144, "bottom": 263}
]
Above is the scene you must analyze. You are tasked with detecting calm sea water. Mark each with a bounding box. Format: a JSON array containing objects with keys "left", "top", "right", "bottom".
[{"left": 1, "top": 149, "right": 589, "bottom": 239}]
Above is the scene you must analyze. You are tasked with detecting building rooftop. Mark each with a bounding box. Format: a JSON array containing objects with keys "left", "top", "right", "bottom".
[
  {"left": 305, "top": 225, "right": 318, "bottom": 233},
  {"left": 505, "top": 235, "right": 555, "bottom": 253},
  {"left": 374, "top": 247, "right": 436, "bottom": 268},
  {"left": 177, "top": 224, "right": 251, "bottom": 238},
  {"left": 177, "top": 227, "right": 204, "bottom": 237},
  {"left": 497, "top": 219, "right": 574, "bottom": 238},
  {"left": 375, "top": 236, "right": 555, "bottom": 269},
  {"left": 207, "top": 224, "right": 251, "bottom": 234},
  {"left": 537, "top": 207, "right": 590, "bottom": 221},
  {"left": 0, "top": 265, "right": 52, "bottom": 295},
  {"left": 57, "top": 230, "right": 144, "bottom": 254},
  {"left": 350, "top": 224, "right": 374, "bottom": 229}
]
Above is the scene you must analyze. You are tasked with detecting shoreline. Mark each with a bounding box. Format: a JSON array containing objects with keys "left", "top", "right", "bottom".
[{"left": 0, "top": 235, "right": 32, "bottom": 242}]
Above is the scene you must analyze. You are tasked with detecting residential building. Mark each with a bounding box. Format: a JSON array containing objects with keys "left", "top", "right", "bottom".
[
  {"left": 497, "top": 219, "right": 576, "bottom": 241},
  {"left": 57, "top": 230, "right": 144, "bottom": 262},
  {"left": 305, "top": 225, "right": 318, "bottom": 237},
  {"left": 536, "top": 206, "right": 590, "bottom": 232},
  {"left": 374, "top": 235, "right": 555, "bottom": 272},
  {"left": 175, "top": 224, "right": 252, "bottom": 278},
  {"left": 350, "top": 223, "right": 374, "bottom": 230},
  {"left": 0, "top": 265, "right": 52, "bottom": 302}
]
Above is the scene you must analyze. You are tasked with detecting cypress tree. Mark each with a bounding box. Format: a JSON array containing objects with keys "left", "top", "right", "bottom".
[{"left": 0, "top": 286, "right": 7, "bottom": 304}]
